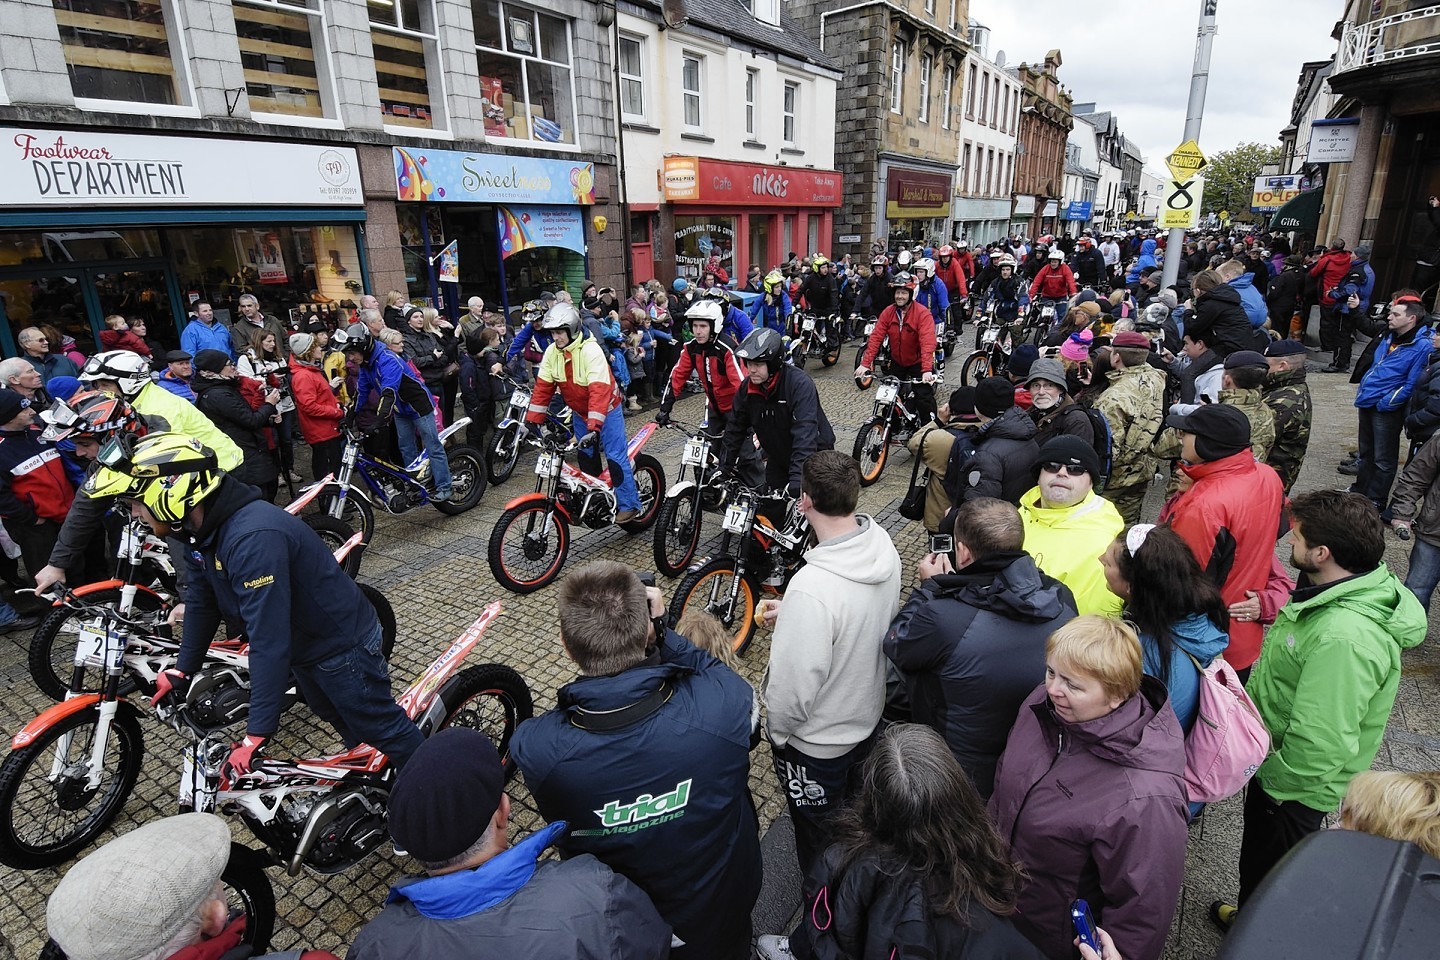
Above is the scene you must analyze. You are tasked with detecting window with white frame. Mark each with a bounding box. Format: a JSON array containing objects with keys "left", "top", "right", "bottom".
[
  {"left": 966, "top": 63, "right": 976, "bottom": 117},
  {"left": 682, "top": 52, "right": 703, "bottom": 130},
  {"left": 232, "top": 0, "right": 333, "bottom": 118},
  {"left": 924, "top": 0, "right": 934, "bottom": 14},
  {"left": 918, "top": 53, "right": 931, "bottom": 123},
  {"left": 752, "top": 0, "right": 779, "bottom": 26},
  {"left": 949, "top": 0, "right": 957, "bottom": 26},
  {"left": 978, "top": 70, "right": 988, "bottom": 119},
  {"left": 53, "top": 0, "right": 191, "bottom": 107},
  {"left": 986, "top": 148, "right": 994, "bottom": 195},
  {"left": 369, "top": 0, "right": 440, "bottom": 129},
  {"left": 473, "top": 0, "right": 577, "bottom": 143},
  {"left": 941, "top": 64, "right": 953, "bottom": 129},
  {"left": 744, "top": 68, "right": 758, "bottom": 138},
  {"left": 617, "top": 33, "right": 645, "bottom": 121},
  {"left": 889, "top": 40, "right": 904, "bottom": 113},
  {"left": 960, "top": 143, "right": 971, "bottom": 196},
  {"left": 991, "top": 76, "right": 1000, "bottom": 125},
  {"left": 782, "top": 81, "right": 798, "bottom": 146},
  {"left": 1000, "top": 86, "right": 1008, "bottom": 132}
]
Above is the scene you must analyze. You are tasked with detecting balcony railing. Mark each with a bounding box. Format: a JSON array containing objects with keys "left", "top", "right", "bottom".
[{"left": 1336, "top": 3, "right": 1440, "bottom": 73}]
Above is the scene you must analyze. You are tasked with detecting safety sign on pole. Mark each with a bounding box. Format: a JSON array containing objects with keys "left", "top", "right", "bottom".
[{"left": 1159, "top": 176, "right": 1205, "bottom": 230}]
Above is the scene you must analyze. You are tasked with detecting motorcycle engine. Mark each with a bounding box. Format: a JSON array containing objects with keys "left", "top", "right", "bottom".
[
  {"left": 292, "top": 787, "right": 390, "bottom": 875},
  {"left": 577, "top": 489, "right": 615, "bottom": 528},
  {"left": 185, "top": 665, "right": 251, "bottom": 730}
]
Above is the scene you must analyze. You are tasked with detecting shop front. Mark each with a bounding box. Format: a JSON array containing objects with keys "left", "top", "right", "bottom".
[
  {"left": 952, "top": 197, "right": 1013, "bottom": 247},
  {"left": 658, "top": 157, "right": 842, "bottom": 281},
  {"left": 881, "top": 164, "right": 954, "bottom": 247},
  {"left": 392, "top": 147, "right": 596, "bottom": 318},
  {"left": 0, "top": 126, "right": 364, "bottom": 358}
]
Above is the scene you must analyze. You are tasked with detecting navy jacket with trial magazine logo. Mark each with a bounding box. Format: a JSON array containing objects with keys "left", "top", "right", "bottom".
[{"left": 509, "top": 629, "right": 762, "bottom": 959}]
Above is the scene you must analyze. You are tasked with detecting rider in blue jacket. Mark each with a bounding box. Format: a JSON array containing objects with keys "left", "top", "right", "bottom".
[
  {"left": 346, "top": 326, "right": 452, "bottom": 500},
  {"left": 748, "top": 271, "right": 792, "bottom": 334}
]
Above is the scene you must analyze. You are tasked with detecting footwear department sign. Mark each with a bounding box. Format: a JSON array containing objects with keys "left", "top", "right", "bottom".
[{"left": 2, "top": 127, "right": 361, "bottom": 206}]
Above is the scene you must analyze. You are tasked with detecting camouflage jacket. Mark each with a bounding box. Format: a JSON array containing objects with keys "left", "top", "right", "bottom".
[
  {"left": 1153, "top": 386, "right": 1277, "bottom": 480},
  {"left": 1262, "top": 370, "right": 1312, "bottom": 493},
  {"left": 1095, "top": 363, "right": 1167, "bottom": 490}
]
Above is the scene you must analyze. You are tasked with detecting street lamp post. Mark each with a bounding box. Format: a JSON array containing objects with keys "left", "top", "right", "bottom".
[{"left": 1160, "top": 0, "right": 1219, "bottom": 292}]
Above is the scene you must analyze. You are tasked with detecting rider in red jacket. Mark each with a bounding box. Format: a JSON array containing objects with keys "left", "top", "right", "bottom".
[
  {"left": 1029, "top": 249, "right": 1078, "bottom": 301},
  {"left": 934, "top": 245, "right": 970, "bottom": 304},
  {"left": 856, "top": 272, "right": 937, "bottom": 424}
]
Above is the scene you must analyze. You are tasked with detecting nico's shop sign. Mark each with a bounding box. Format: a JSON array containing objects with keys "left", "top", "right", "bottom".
[
  {"left": 661, "top": 156, "right": 842, "bottom": 206},
  {"left": 886, "top": 169, "right": 951, "bottom": 219}
]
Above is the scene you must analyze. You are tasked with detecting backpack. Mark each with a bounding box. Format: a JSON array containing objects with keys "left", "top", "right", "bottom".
[
  {"left": 1182, "top": 652, "right": 1271, "bottom": 804},
  {"left": 1081, "top": 406, "right": 1113, "bottom": 491},
  {"left": 940, "top": 429, "right": 979, "bottom": 505}
]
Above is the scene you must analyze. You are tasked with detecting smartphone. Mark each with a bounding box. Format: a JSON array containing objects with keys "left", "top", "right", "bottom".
[
  {"left": 1071, "top": 899, "right": 1100, "bottom": 953},
  {"left": 928, "top": 533, "right": 954, "bottom": 556}
]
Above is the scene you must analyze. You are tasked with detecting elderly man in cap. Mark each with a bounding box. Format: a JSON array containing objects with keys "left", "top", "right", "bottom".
[
  {"left": 156, "top": 350, "right": 196, "bottom": 401},
  {"left": 1159, "top": 404, "right": 1284, "bottom": 677},
  {"left": 348, "top": 728, "right": 670, "bottom": 960},
  {"left": 1018, "top": 435, "right": 1124, "bottom": 616},
  {"left": 1262, "top": 340, "right": 1312, "bottom": 494},
  {"left": 1155, "top": 351, "right": 1276, "bottom": 477},
  {"left": 1026, "top": 357, "right": 1093, "bottom": 450},
  {"left": 47, "top": 813, "right": 336, "bottom": 960},
  {"left": 1093, "top": 330, "right": 1167, "bottom": 524}
]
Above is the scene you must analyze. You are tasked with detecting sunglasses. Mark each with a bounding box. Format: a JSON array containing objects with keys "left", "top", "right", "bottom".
[{"left": 1040, "top": 461, "right": 1088, "bottom": 477}]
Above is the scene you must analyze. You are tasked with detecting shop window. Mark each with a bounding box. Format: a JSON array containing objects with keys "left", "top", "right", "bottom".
[
  {"left": 674, "top": 215, "right": 733, "bottom": 282},
  {"left": 744, "top": 68, "right": 758, "bottom": 139},
  {"left": 473, "top": 0, "right": 577, "bottom": 144},
  {"left": 782, "top": 81, "right": 798, "bottom": 147},
  {"left": 941, "top": 64, "right": 953, "bottom": 129},
  {"left": 368, "top": 0, "right": 440, "bottom": 129},
  {"left": 682, "top": 53, "right": 703, "bottom": 131},
  {"left": 618, "top": 34, "right": 645, "bottom": 122},
  {"left": 233, "top": 0, "right": 333, "bottom": 119},
  {"left": 918, "top": 53, "right": 931, "bottom": 124},
  {"left": 889, "top": 40, "right": 903, "bottom": 114},
  {"left": 52, "top": 0, "right": 189, "bottom": 107}
]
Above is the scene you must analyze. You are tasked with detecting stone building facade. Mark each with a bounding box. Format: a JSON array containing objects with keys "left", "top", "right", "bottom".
[
  {"left": 788, "top": 0, "right": 969, "bottom": 255},
  {"left": 1009, "top": 50, "right": 1072, "bottom": 238}
]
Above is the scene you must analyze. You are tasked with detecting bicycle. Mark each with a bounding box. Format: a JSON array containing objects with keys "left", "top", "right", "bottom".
[
  {"left": 667, "top": 481, "right": 810, "bottom": 655},
  {"left": 487, "top": 422, "right": 665, "bottom": 593},
  {"left": 851, "top": 374, "right": 943, "bottom": 486},
  {"left": 652, "top": 415, "right": 729, "bottom": 577}
]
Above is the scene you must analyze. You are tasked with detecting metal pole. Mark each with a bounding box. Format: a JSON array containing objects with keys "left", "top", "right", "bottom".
[{"left": 1160, "top": 0, "right": 1218, "bottom": 292}]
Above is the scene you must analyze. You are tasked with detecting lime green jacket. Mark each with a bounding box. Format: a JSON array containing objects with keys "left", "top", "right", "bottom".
[
  {"left": 135, "top": 380, "right": 243, "bottom": 472},
  {"left": 1250, "top": 563, "right": 1425, "bottom": 811},
  {"left": 1018, "top": 486, "right": 1125, "bottom": 617}
]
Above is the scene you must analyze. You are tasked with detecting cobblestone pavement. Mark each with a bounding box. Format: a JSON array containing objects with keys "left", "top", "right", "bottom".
[{"left": 0, "top": 345, "right": 1436, "bottom": 960}]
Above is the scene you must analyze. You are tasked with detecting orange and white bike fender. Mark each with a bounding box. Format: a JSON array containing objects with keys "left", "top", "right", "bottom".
[
  {"left": 502, "top": 491, "right": 571, "bottom": 520},
  {"left": 286, "top": 474, "right": 336, "bottom": 514},
  {"left": 62, "top": 580, "right": 164, "bottom": 606},
  {"left": 11, "top": 696, "right": 141, "bottom": 749}
]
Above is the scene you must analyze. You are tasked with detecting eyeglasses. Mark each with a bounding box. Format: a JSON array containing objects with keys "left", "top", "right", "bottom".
[{"left": 1040, "top": 461, "right": 1088, "bottom": 477}]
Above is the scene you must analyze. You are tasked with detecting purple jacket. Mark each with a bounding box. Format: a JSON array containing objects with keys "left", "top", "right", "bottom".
[{"left": 988, "top": 677, "right": 1188, "bottom": 960}]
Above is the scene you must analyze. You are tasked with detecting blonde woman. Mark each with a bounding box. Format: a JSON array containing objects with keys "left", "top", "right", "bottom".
[
  {"left": 238, "top": 326, "right": 298, "bottom": 483},
  {"left": 1339, "top": 771, "right": 1440, "bottom": 858},
  {"left": 422, "top": 308, "right": 460, "bottom": 426}
]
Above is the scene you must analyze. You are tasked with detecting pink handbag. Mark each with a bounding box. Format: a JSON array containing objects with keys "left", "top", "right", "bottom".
[{"left": 1183, "top": 654, "right": 1272, "bottom": 803}]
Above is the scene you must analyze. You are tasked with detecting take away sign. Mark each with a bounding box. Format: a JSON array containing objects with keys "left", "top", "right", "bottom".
[
  {"left": 1165, "top": 140, "right": 1208, "bottom": 182},
  {"left": 1159, "top": 175, "right": 1205, "bottom": 230}
]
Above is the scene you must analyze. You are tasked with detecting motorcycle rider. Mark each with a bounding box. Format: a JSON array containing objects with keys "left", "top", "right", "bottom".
[
  {"left": 1030, "top": 247, "right": 1079, "bottom": 332},
  {"left": 984, "top": 256, "right": 1031, "bottom": 341},
  {"left": 103, "top": 432, "right": 425, "bottom": 772},
  {"left": 657, "top": 300, "right": 755, "bottom": 480},
  {"left": 954, "top": 240, "right": 978, "bottom": 282},
  {"left": 857, "top": 255, "right": 892, "bottom": 319},
  {"left": 722, "top": 327, "right": 835, "bottom": 498},
  {"left": 855, "top": 272, "right": 937, "bottom": 426},
  {"left": 749, "top": 269, "right": 793, "bottom": 334},
  {"left": 709, "top": 288, "right": 755, "bottom": 344},
  {"left": 1099, "top": 233, "right": 1123, "bottom": 287},
  {"left": 525, "top": 302, "right": 641, "bottom": 524},
  {"left": 933, "top": 245, "right": 970, "bottom": 315},
  {"left": 1072, "top": 236, "right": 1109, "bottom": 291},
  {"left": 798, "top": 256, "right": 841, "bottom": 339}
]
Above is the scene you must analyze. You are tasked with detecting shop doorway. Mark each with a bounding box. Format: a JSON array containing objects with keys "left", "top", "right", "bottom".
[{"left": 0, "top": 258, "right": 181, "bottom": 357}]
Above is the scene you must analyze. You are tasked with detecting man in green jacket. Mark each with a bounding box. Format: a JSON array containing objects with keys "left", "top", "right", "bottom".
[{"left": 1211, "top": 490, "right": 1425, "bottom": 931}]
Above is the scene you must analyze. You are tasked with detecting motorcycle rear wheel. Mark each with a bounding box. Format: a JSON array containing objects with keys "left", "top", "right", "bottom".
[
  {"left": 303, "top": 513, "right": 364, "bottom": 579},
  {"left": 619, "top": 454, "right": 664, "bottom": 534},
  {"left": 486, "top": 425, "right": 522, "bottom": 484}
]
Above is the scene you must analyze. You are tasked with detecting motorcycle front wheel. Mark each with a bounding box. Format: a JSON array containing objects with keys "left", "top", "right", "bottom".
[
  {"left": 488, "top": 503, "right": 570, "bottom": 594},
  {"left": 654, "top": 487, "right": 703, "bottom": 577},
  {"left": 435, "top": 445, "right": 487, "bottom": 515},
  {"left": 0, "top": 706, "right": 143, "bottom": 869},
  {"left": 436, "top": 663, "right": 534, "bottom": 781},
  {"left": 669, "top": 557, "right": 759, "bottom": 657},
  {"left": 29, "top": 589, "right": 169, "bottom": 701},
  {"left": 960, "top": 351, "right": 993, "bottom": 386},
  {"left": 851, "top": 418, "right": 890, "bottom": 486},
  {"left": 486, "top": 424, "right": 522, "bottom": 485}
]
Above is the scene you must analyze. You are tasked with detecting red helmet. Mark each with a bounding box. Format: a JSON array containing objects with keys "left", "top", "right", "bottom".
[{"left": 937, "top": 244, "right": 955, "bottom": 258}]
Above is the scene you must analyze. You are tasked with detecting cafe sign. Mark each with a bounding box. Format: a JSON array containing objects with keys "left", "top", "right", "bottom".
[
  {"left": 661, "top": 156, "right": 842, "bottom": 206},
  {"left": 2, "top": 127, "right": 361, "bottom": 206}
]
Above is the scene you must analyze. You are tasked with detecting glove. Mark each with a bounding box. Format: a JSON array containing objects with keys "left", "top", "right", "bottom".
[
  {"left": 151, "top": 669, "right": 190, "bottom": 709},
  {"left": 578, "top": 431, "right": 600, "bottom": 452},
  {"left": 223, "top": 734, "right": 268, "bottom": 778},
  {"left": 525, "top": 420, "right": 545, "bottom": 439},
  {"left": 654, "top": 409, "right": 671, "bottom": 426}
]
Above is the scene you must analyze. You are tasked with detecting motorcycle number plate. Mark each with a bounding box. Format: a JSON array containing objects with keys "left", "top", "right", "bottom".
[
  {"left": 511, "top": 391, "right": 530, "bottom": 411},
  {"left": 682, "top": 439, "right": 709, "bottom": 466},
  {"left": 875, "top": 383, "right": 899, "bottom": 404},
  {"left": 722, "top": 503, "right": 749, "bottom": 534},
  {"left": 864, "top": 322, "right": 876, "bottom": 336},
  {"left": 982, "top": 329, "right": 999, "bottom": 346},
  {"left": 1042, "top": 306, "right": 1054, "bottom": 319},
  {"left": 535, "top": 452, "right": 561, "bottom": 476},
  {"left": 802, "top": 316, "right": 816, "bottom": 332},
  {"left": 74, "top": 627, "right": 110, "bottom": 667}
]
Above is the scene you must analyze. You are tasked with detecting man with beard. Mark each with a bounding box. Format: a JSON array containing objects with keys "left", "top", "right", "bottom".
[{"left": 1025, "top": 359, "right": 1093, "bottom": 449}]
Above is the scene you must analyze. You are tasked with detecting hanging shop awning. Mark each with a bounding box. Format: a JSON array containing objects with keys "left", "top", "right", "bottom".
[{"left": 1270, "top": 188, "right": 1324, "bottom": 233}]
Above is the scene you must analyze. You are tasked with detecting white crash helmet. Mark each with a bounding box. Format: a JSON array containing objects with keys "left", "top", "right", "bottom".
[
  {"left": 686, "top": 299, "right": 724, "bottom": 329},
  {"left": 895, "top": 249, "right": 913, "bottom": 268},
  {"left": 1047, "top": 247, "right": 1065, "bottom": 260},
  {"left": 79, "top": 350, "right": 153, "bottom": 400},
  {"left": 914, "top": 257, "right": 936, "bottom": 277}
]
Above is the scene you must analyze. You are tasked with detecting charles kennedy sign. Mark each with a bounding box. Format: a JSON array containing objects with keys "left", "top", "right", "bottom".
[{"left": 2, "top": 127, "right": 362, "bottom": 207}]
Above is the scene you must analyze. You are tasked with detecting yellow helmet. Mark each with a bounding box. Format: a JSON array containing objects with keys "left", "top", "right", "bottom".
[
  {"left": 811, "top": 255, "right": 829, "bottom": 271},
  {"left": 90, "top": 432, "right": 222, "bottom": 524},
  {"left": 763, "top": 270, "right": 785, "bottom": 294}
]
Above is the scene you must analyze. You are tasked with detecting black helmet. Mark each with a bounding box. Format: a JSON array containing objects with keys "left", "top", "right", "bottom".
[{"left": 736, "top": 327, "right": 785, "bottom": 370}]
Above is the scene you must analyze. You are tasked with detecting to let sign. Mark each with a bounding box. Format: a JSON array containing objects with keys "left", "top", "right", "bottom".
[{"left": 661, "top": 156, "right": 842, "bottom": 206}]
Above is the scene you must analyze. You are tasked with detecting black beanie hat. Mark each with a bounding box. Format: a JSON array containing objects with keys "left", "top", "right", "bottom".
[
  {"left": 975, "top": 377, "right": 1015, "bottom": 418},
  {"left": 387, "top": 728, "right": 504, "bottom": 863},
  {"left": 1037, "top": 435, "right": 1102, "bottom": 485}
]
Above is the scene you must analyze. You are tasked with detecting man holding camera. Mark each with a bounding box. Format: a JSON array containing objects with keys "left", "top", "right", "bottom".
[
  {"left": 510, "top": 561, "right": 761, "bottom": 960},
  {"left": 884, "top": 497, "right": 1075, "bottom": 799},
  {"left": 764, "top": 451, "right": 901, "bottom": 875}
]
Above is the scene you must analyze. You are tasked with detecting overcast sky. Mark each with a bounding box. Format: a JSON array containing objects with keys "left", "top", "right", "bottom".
[{"left": 974, "top": 0, "right": 1341, "bottom": 175}]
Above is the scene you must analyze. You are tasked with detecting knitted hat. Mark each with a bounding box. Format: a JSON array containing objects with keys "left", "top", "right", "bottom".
[
  {"left": 0, "top": 391, "right": 30, "bottom": 424},
  {"left": 47, "top": 814, "right": 231, "bottom": 960},
  {"left": 975, "top": 377, "right": 1015, "bottom": 418},
  {"left": 1060, "top": 330, "right": 1094, "bottom": 362},
  {"left": 947, "top": 386, "right": 980, "bottom": 423},
  {"left": 46, "top": 376, "right": 82, "bottom": 403},
  {"left": 387, "top": 728, "right": 505, "bottom": 864},
  {"left": 192, "top": 349, "right": 230, "bottom": 375},
  {"left": 1009, "top": 343, "right": 1040, "bottom": 378},
  {"left": 1075, "top": 300, "right": 1102, "bottom": 319},
  {"left": 1025, "top": 358, "right": 1069, "bottom": 391},
  {"left": 1037, "top": 435, "right": 1101, "bottom": 484},
  {"left": 288, "top": 333, "right": 316, "bottom": 358}
]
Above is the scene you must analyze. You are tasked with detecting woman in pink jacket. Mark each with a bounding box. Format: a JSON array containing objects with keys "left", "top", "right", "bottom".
[{"left": 988, "top": 616, "right": 1189, "bottom": 960}]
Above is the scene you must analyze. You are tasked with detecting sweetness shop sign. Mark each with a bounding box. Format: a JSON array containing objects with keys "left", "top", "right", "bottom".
[
  {"left": 394, "top": 147, "right": 596, "bottom": 205},
  {"left": 3, "top": 127, "right": 360, "bottom": 206}
]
